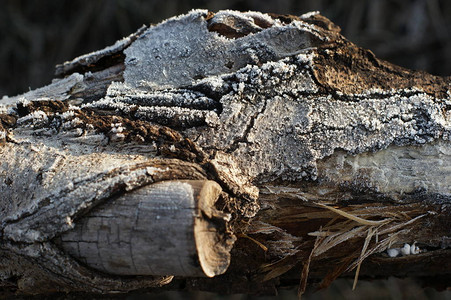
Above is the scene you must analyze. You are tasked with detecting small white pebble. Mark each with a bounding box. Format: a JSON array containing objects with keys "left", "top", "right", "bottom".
[
  {"left": 387, "top": 248, "right": 400, "bottom": 258},
  {"left": 387, "top": 242, "right": 421, "bottom": 258},
  {"left": 400, "top": 243, "right": 411, "bottom": 256},
  {"left": 110, "top": 133, "right": 125, "bottom": 142},
  {"left": 65, "top": 216, "right": 73, "bottom": 227}
]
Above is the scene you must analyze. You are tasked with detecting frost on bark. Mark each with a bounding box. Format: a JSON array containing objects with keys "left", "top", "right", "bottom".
[{"left": 0, "top": 10, "right": 450, "bottom": 296}]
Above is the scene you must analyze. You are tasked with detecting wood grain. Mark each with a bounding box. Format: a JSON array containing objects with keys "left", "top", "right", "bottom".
[{"left": 58, "top": 180, "right": 233, "bottom": 277}]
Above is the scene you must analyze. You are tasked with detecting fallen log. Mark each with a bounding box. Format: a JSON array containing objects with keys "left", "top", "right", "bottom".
[{"left": 0, "top": 9, "right": 449, "bottom": 297}]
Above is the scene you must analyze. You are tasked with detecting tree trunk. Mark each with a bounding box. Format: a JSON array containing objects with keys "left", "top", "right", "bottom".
[{"left": 0, "top": 10, "right": 450, "bottom": 297}]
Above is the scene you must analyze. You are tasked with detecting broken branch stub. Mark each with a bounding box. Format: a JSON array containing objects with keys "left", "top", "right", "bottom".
[{"left": 58, "top": 180, "right": 233, "bottom": 277}]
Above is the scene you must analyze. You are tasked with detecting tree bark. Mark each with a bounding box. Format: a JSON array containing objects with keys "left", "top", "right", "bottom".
[{"left": 0, "top": 10, "right": 450, "bottom": 297}]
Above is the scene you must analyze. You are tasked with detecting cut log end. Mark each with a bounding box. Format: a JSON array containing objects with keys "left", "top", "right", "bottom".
[
  {"left": 57, "top": 180, "right": 235, "bottom": 278},
  {"left": 190, "top": 180, "right": 236, "bottom": 277}
]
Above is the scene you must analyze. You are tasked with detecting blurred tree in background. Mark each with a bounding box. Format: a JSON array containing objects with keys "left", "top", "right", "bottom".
[{"left": 0, "top": 0, "right": 450, "bottom": 97}]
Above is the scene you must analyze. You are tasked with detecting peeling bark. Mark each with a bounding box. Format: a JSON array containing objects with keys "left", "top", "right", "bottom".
[{"left": 0, "top": 9, "right": 450, "bottom": 297}]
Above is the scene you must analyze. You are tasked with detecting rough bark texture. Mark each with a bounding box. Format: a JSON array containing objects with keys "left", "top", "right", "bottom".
[{"left": 0, "top": 9, "right": 450, "bottom": 297}]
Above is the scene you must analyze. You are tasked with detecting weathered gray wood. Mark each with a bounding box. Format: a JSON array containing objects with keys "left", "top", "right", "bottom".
[
  {"left": 57, "top": 180, "right": 233, "bottom": 277},
  {"left": 0, "top": 9, "right": 450, "bottom": 296}
]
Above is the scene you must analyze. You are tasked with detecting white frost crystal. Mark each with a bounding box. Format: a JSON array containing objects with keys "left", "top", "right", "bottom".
[
  {"left": 124, "top": 9, "right": 321, "bottom": 89},
  {"left": 16, "top": 110, "right": 48, "bottom": 127}
]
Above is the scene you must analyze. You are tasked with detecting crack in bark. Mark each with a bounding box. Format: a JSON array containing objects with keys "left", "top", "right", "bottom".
[{"left": 225, "top": 99, "right": 269, "bottom": 154}]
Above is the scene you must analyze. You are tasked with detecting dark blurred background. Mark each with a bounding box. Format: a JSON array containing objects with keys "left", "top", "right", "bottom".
[{"left": 0, "top": 0, "right": 450, "bottom": 97}]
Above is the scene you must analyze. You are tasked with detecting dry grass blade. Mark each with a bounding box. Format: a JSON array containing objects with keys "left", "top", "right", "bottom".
[
  {"left": 352, "top": 227, "right": 376, "bottom": 290},
  {"left": 308, "top": 219, "right": 354, "bottom": 236},
  {"left": 237, "top": 233, "right": 268, "bottom": 251},
  {"left": 346, "top": 229, "right": 409, "bottom": 272},
  {"left": 314, "top": 225, "right": 368, "bottom": 257},
  {"left": 308, "top": 231, "right": 331, "bottom": 237},
  {"left": 261, "top": 254, "right": 299, "bottom": 281},
  {"left": 298, "top": 235, "right": 323, "bottom": 299},
  {"left": 247, "top": 221, "right": 285, "bottom": 234},
  {"left": 344, "top": 213, "right": 427, "bottom": 277},
  {"left": 319, "top": 255, "right": 357, "bottom": 290},
  {"left": 258, "top": 203, "right": 429, "bottom": 290},
  {"left": 315, "top": 203, "right": 391, "bottom": 226},
  {"left": 377, "top": 213, "right": 428, "bottom": 235},
  {"left": 283, "top": 210, "right": 337, "bottom": 220},
  {"left": 310, "top": 207, "right": 426, "bottom": 289}
]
